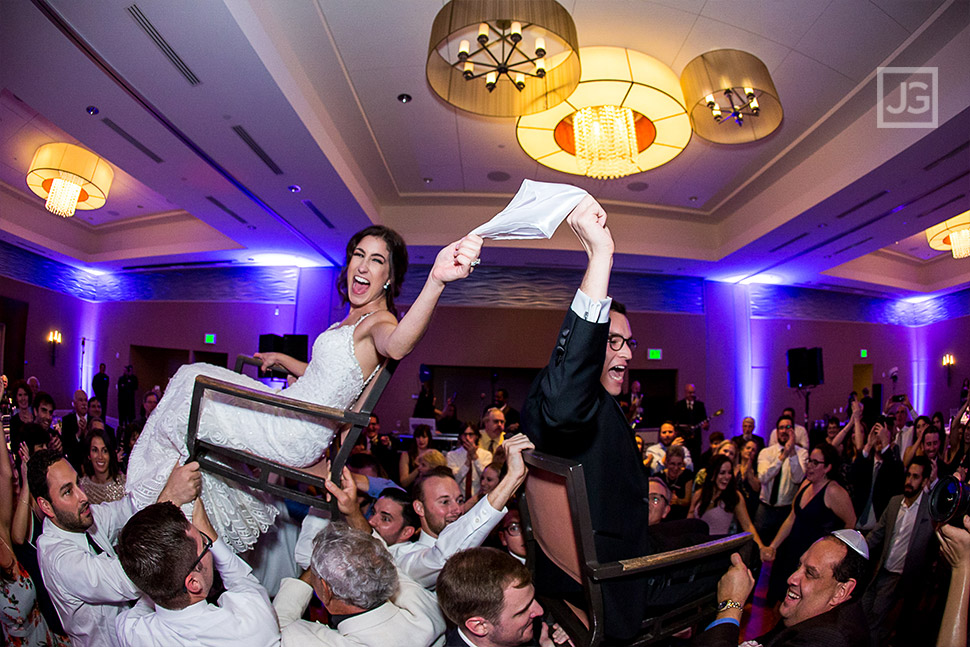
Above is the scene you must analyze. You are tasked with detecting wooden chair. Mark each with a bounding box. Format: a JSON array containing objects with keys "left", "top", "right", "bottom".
[
  {"left": 520, "top": 450, "right": 753, "bottom": 647},
  {"left": 185, "top": 354, "right": 396, "bottom": 512}
]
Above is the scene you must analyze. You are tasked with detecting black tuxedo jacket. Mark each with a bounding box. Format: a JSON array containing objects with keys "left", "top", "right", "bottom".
[
  {"left": 848, "top": 450, "right": 903, "bottom": 521},
  {"left": 673, "top": 398, "right": 708, "bottom": 427},
  {"left": 523, "top": 309, "right": 652, "bottom": 640},
  {"left": 60, "top": 412, "right": 86, "bottom": 470},
  {"left": 693, "top": 602, "right": 871, "bottom": 647}
]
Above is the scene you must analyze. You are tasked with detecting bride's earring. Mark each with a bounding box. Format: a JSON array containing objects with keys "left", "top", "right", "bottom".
[{"left": 383, "top": 281, "right": 390, "bottom": 290}]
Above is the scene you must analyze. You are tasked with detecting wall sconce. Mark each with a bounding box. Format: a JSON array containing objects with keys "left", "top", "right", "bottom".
[
  {"left": 943, "top": 353, "right": 955, "bottom": 387},
  {"left": 48, "top": 330, "right": 62, "bottom": 366}
]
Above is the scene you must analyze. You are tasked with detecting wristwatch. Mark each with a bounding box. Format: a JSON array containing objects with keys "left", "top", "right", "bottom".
[{"left": 717, "top": 599, "right": 743, "bottom": 612}]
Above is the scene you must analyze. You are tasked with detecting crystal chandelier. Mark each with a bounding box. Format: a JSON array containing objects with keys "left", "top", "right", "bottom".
[
  {"left": 926, "top": 210, "right": 970, "bottom": 260},
  {"left": 26, "top": 143, "right": 114, "bottom": 218},
  {"left": 573, "top": 105, "right": 638, "bottom": 179}
]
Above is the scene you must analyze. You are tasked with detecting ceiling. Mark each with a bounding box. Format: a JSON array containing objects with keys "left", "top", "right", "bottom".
[{"left": 0, "top": 0, "right": 968, "bottom": 297}]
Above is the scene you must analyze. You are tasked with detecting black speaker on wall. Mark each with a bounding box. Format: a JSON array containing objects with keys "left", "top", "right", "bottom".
[{"left": 787, "top": 347, "right": 824, "bottom": 388}]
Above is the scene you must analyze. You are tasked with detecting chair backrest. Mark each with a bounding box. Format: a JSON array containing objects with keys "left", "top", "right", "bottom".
[{"left": 523, "top": 451, "right": 599, "bottom": 582}]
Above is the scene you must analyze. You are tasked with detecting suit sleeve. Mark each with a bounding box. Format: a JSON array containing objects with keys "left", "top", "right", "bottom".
[
  {"left": 530, "top": 309, "right": 608, "bottom": 436},
  {"left": 690, "top": 621, "right": 740, "bottom": 646}
]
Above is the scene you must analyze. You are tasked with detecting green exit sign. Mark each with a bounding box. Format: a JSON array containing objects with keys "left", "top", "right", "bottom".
[
  {"left": 204, "top": 334, "right": 216, "bottom": 344},
  {"left": 860, "top": 349, "right": 868, "bottom": 358},
  {"left": 648, "top": 348, "right": 662, "bottom": 360}
]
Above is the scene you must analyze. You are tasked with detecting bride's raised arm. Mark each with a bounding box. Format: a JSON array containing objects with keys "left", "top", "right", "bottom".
[{"left": 370, "top": 234, "right": 482, "bottom": 361}]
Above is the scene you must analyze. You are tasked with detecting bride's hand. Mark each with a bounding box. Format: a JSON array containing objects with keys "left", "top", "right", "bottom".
[
  {"left": 430, "top": 234, "right": 483, "bottom": 285},
  {"left": 253, "top": 352, "right": 280, "bottom": 372}
]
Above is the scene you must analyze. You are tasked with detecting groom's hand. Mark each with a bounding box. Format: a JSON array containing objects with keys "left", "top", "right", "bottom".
[{"left": 567, "top": 195, "right": 613, "bottom": 258}]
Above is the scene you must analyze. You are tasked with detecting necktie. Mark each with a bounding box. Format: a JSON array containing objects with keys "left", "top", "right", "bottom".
[
  {"left": 86, "top": 533, "right": 104, "bottom": 555},
  {"left": 768, "top": 462, "right": 783, "bottom": 506}
]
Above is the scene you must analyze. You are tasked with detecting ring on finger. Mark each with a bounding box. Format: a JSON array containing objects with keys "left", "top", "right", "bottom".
[{"left": 470, "top": 259, "right": 482, "bottom": 267}]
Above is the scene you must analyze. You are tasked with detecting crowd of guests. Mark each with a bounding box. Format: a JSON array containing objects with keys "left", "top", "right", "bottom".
[
  {"left": 2, "top": 360, "right": 970, "bottom": 647},
  {"left": 632, "top": 387, "right": 970, "bottom": 646}
]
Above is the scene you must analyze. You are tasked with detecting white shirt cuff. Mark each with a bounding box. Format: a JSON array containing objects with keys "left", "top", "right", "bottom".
[{"left": 570, "top": 289, "right": 612, "bottom": 324}]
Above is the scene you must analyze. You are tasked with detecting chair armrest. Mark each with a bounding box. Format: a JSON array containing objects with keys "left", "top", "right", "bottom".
[
  {"left": 234, "top": 354, "right": 264, "bottom": 373},
  {"left": 590, "top": 532, "right": 752, "bottom": 580},
  {"left": 193, "top": 374, "right": 370, "bottom": 428}
]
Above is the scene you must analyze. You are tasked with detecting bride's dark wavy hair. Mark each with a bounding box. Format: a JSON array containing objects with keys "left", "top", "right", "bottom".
[{"left": 337, "top": 225, "right": 409, "bottom": 318}]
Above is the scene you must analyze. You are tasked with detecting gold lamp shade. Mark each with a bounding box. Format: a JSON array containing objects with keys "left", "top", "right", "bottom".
[
  {"left": 516, "top": 47, "right": 691, "bottom": 179},
  {"left": 680, "top": 49, "right": 783, "bottom": 144},
  {"left": 26, "top": 142, "right": 114, "bottom": 217},
  {"left": 427, "top": 0, "right": 580, "bottom": 117},
  {"left": 926, "top": 210, "right": 970, "bottom": 259}
]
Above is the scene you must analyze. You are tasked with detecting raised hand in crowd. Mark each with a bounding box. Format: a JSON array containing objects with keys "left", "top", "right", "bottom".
[{"left": 937, "top": 514, "right": 970, "bottom": 647}]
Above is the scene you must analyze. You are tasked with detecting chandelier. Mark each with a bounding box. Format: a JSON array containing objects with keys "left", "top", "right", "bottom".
[
  {"left": 680, "top": 49, "right": 783, "bottom": 144},
  {"left": 516, "top": 47, "right": 691, "bottom": 179},
  {"left": 926, "top": 210, "right": 970, "bottom": 259},
  {"left": 26, "top": 143, "right": 114, "bottom": 218},
  {"left": 427, "top": 0, "right": 580, "bottom": 117}
]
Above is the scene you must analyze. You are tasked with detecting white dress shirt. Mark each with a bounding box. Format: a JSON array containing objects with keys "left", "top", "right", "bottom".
[
  {"left": 757, "top": 444, "right": 808, "bottom": 507},
  {"left": 884, "top": 491, "right": 923, "bottom": 574},
  {"left": 644, "top": 442, "right": 694, "bottom": 475},
  {"left": 274, "top": 568, "right": 445, "bottom": 647},
  {"left": 115, "top": 538, "right": 280, "bottom": 647},
  {"left": 38, "top": 496, "right": 140, "bottom": 647},
  {"left": 388, "top": 495, "right": 506, "bottom": 588},
  {"left": 446, "top": 446, "right": 493, "bottom": 497}
]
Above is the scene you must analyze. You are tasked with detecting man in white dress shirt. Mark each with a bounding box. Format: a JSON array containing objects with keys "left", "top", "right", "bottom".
[
  {"left": 395, "top": 433, "right": 532, "bottom": 587},
  {"left": 274, "top": 523, "right": 445, "bottom": 647},
  {"left": 756, "top": 415, "right": 808, "bottom": 545},
  {"left": 114, "top": 500, "right": 280, "bottom": 647},
  {"left": 446, "top": 423, "right": 493, "bottom": 499},
  {"left": 27, "top": 449, "right": 201, "bottom": 647},
  {"left": 768, "top": 407, "right": 810, "bottom": 449}
]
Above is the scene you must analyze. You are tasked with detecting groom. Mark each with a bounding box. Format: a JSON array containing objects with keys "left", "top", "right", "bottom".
[{"left": 523, "top": 196, "right": 709, "bottom": 641}]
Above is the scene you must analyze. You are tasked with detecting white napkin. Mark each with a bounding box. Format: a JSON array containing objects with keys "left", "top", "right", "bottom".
[{"left": 470, "top": 179, "right": 589, "bottom": 240}]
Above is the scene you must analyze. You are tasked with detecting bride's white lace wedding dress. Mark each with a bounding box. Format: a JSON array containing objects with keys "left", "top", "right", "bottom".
[{"left": 126, "top": 314, "right": 378, "bottom": 552}]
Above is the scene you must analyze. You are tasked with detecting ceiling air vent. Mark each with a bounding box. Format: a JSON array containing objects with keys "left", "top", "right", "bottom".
[
  {"left": 835, "top": 191, "right": 888, "bottom": 219},
  {"left": 924, "top": 141, "right": 969, "bottom": 172},
  {"left": 769, "top": 232, "right": 808, "bottom": 253},
  {"left": 127, "top": 5, "right": 201, "bottom": 86},
  {"left": 301, "top": 200, "right": 335, "bottom": 229},
  {"left": 232, "top": 126, "right": 283, "bottom": 175},
  {"left": 833, "top": 237, "right": 872, "bottom": 255},
  {"left": 916, "top": 194, "right": 967, "bottom": 219},
  {"left": 205, "top": 196, "right": 247, "bottom": 224},
  {"left": 101, "top": 119, "right": 163, "bottom": 163}
]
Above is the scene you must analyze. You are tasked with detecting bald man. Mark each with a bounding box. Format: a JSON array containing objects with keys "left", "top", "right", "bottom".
[{"left": 61, "top": 389, "right": 90, "bottom": 470}]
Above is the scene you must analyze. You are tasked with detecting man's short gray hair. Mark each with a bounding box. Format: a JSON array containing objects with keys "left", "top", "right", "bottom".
[{"left": 311, "top": 523, "right": 399, "bottom": 610}]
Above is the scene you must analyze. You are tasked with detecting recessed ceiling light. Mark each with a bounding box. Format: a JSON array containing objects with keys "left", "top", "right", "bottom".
[
  {"left": 627, "top": 181, "right": 649, "bottom": 192},
  {"left": 423, "top": 177, "right": 433, "bottom": 184},
  {"left": 247, "top": 225, "right": 257, "bottom": 230},
  {"left": 689, "top": 196, "right": 698, "bottom": 202},
  {"left": 397, "top": 94, "right": 412, "bottom": 103},
  {"left": 288, "top": 185, "right": 302, "bottom": 193},
  {"left": 86, "top": 106, "right": 99, "bottom": 115},
  {"left": 487, "top": 171, "right": 511, "bottom": 182}
]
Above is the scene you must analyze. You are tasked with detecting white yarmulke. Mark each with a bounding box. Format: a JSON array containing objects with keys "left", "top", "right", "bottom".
[{"left": 831, "top": 529, "right": 869, "bottom": 559}]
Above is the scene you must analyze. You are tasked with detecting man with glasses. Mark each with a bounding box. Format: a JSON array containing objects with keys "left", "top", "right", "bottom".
[
  {"left": 523, "top": 197, "right": 667, "bottom": 641},
  {"left": 647, "top": 478, "right": 672, "bottom": 526},
  {"left": 498, "top": 509, "right": 526, "bottom": 563},
  {"left": 756, "top": 414, "right": 808, "bottom": 545},
  {"left": 115, "top": 500, "right": 279, "bottom": 647}
]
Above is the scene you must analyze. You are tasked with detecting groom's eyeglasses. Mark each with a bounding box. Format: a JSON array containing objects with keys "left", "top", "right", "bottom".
[{"left": 608, "top": 334, "right": 638, "bottom": 352}]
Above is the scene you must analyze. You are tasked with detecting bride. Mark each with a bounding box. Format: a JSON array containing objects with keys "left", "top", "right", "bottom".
[{"left": 127, "top": 226, "right": 483, "bottom": 551}]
